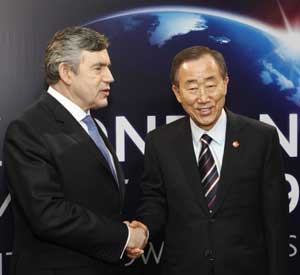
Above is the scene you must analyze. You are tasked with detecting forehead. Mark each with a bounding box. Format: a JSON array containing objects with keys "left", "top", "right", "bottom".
[
  {"left": 177, "top": 55, "right": 222, "bottom": 81},
  {"left": 80, "top": 49, "right": 111, "bottom": 65}
]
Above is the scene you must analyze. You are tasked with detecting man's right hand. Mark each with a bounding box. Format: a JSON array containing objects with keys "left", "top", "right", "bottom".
[
  {"left": 124, "top": 220, "right": 148, "bottom": 259},
  {"left": 127, "top": 224, "right": 146, "bottom": 249}
]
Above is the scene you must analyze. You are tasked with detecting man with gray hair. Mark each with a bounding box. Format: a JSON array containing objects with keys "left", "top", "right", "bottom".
[{"left": 3, "top": 26, "right": 147, "bottom": 275}]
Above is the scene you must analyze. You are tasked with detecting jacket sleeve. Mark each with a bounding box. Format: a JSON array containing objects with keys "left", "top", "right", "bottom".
[
  {"left": 262, "top": 127, "right": 289, "bottom": 275},
  {"left": 3, "top": 119, "right": 128, "bottom": 263},
  {"left": 136, "top": 132, "right": 168, "bottom": 238}
]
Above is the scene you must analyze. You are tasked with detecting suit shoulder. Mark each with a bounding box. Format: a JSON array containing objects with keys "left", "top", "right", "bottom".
[
  {"left": 147, "top": 116, "right": 187, "bottom": 139},
  {"left": 235, "top": 114, "right": 278, "bottom": 140},
  {"left": 233, "top": 112, "right": 276, "bottom": 134},
  {"left": 5, "top": 96, "right": 50, "bottom": 138},
  {"left": 21, "top": 96, "right": 48, "bottom": 121}
]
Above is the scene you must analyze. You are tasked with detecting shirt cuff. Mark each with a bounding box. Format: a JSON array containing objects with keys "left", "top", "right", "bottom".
[
  {"left": 120, "top": 224, "right": 130, "bottom": 259},
  {"left": 145, "top": 228, "right": 149, "bottom": 243}
]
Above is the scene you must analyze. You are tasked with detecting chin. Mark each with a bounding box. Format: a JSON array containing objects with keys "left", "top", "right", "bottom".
[
  {"left": 92, "top": 100, "right": 108, "bottom": 110},
  {"left": 193, "top": 117, "right": 215, "bottom": 129}
]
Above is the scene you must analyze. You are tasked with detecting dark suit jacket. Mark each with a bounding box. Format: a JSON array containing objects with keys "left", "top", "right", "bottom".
[
  {"left": 3, "top": 93, "right": 128, "bottom": 275},
  {"left": 137, "top": 110, "right": 288, "bottom": 275}
]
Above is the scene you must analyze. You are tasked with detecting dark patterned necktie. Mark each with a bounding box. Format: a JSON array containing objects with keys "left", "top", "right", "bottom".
[{"left": 198, "top": 134, "right": 219, "bottom": 209}]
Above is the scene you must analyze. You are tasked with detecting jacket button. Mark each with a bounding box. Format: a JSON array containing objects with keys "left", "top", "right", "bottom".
[
  {"left": 204, "top": 249, "right": 215, "bottom": 261},
  {"left": 204, "top": 249, "right": 212, "bottom": 257}
]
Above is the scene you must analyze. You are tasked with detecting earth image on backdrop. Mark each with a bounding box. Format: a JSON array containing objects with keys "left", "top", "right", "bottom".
[
  {"left": 84, "top": 5, "right": 299, "bottom": 220},
  {"left": 85, "top": 6, "right": 300, "bottom": 121}
]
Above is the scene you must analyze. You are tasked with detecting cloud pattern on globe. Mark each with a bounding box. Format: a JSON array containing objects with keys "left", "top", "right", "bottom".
[
  {"left": 260, "top": 51, "right": 300, "bottom": 107},
  {"left": 85, "top": 7, "right": 300, "bottom": 110}
]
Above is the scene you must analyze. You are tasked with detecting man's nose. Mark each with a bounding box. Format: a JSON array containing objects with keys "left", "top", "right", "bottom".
[
  {"left": 196, "top": 88, "right": 209, "bottom": 102},
  {"left": 104, "top": 67, "right": 114, "bottom": 83}
]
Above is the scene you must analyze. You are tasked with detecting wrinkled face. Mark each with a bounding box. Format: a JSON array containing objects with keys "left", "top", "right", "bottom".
[
  {"left": 69, "top": 49, "right": 114, "bottom": 111},
  {"left": 172, "top": 54, "right": 228, "bottom": 130}
]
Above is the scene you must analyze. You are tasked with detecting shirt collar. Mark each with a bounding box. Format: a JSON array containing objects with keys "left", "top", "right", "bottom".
[
  {"left": 47, "top": 86, "right": 89, "bottom": 122},
  {"left": 190, "top": 109, "right": 227, "bottom": 145}
]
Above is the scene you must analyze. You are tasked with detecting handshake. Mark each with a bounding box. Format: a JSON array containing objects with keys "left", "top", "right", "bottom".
[{"left": 124, "top": 220, "right": 149, "bottom": 259}]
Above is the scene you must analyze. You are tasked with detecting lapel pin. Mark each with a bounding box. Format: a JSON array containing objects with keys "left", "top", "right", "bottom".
[{"left": 232, "top": 140, "right": 240, "bottom": 148}]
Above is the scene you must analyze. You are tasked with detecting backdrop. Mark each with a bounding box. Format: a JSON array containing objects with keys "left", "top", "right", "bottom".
[{"left": 0, "top": 0, "right": 299, "bottom": 274}]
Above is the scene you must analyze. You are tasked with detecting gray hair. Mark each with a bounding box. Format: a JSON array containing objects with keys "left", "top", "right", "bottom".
[{"left": 45, "top": 26, "right": 109, "bottom": 85}]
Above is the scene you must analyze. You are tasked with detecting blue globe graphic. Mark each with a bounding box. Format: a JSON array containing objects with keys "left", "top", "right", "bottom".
[
  {"left": 85, "top": 7, "right": 299, "bottom": 221},
  {"left": 85, "top": 7, "right": 300, "bottom": 123}
]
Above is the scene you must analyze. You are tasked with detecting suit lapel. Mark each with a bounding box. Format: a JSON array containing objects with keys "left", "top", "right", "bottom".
[
  {"left": 212, "top": 110, "right": 243, "bottom": 214},
  {"left": 173, "top": 111, "right": 243, "bottom": 216},
  {"left": 173, "top": 118, "right": 210, "bottom": 215},
  {"left": 40, "top": 93, "right": 122, "bottom": 192}
]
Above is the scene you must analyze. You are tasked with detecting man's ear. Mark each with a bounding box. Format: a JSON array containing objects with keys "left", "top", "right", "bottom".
[
  {"left": 172, "top": 84, "right": 182, "bottom": 103},
  {"left": 58, "top": 63, "right": 73, "bottom": 85},
  {"left": 223, "top": 75, "right": 229, "bottom": 95}
]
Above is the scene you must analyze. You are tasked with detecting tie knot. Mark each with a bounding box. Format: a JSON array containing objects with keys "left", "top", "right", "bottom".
[
  {"left": 82, "top": 115, "right": 95, "bottom": 131},
  {"left": 200, "top": 134, "right": 212, "bottom": 145}
]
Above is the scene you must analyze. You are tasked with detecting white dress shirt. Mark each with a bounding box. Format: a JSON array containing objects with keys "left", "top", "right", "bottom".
[
  {"left": 47, "top": 86, "right": 117, "bottom": 173},
  {"left": 48, "top": 86, "right": 90, "bottom": 132},
  {"left": 190, "top": 109, "right": 227, "bottom": 174},
  {"left": 47, "top": 86, "right": 130, "bottom": 258}
]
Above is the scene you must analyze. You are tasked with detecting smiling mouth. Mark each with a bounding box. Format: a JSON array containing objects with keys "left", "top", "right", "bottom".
[{"left": 198, "top": 107, "right": 213, "bottom": 115}]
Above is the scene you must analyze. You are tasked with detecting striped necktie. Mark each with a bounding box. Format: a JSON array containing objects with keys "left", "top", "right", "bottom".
[
  {"left": 82, "top": 115, "right": 118, "bottom": 183},
  {"left": 198, "top": 134, "right": 219, "bottom": 209}
]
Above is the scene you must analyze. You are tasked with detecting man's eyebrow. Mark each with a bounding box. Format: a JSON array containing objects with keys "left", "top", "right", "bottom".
[
  {"left": 185, "top": 79, "right": 198, "bottom": 85},
  {"left": 91, "top": 62, "right": 111, "bottom": 67},
  {"left": 204, "top": 76, "right": 217, "bottom": 81}
]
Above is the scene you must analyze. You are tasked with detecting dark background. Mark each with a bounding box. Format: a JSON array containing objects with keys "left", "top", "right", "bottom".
[{"left": 0, "top": 1, "right": 299, "bottom": 274}]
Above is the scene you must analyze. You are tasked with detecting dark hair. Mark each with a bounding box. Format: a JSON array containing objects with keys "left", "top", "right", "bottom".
[
  {"left": 170, "top": 46, "right": 228, "bottom": 86},
  {"left": 45, "top": 26, "right": 109, "bottom": 85}
]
